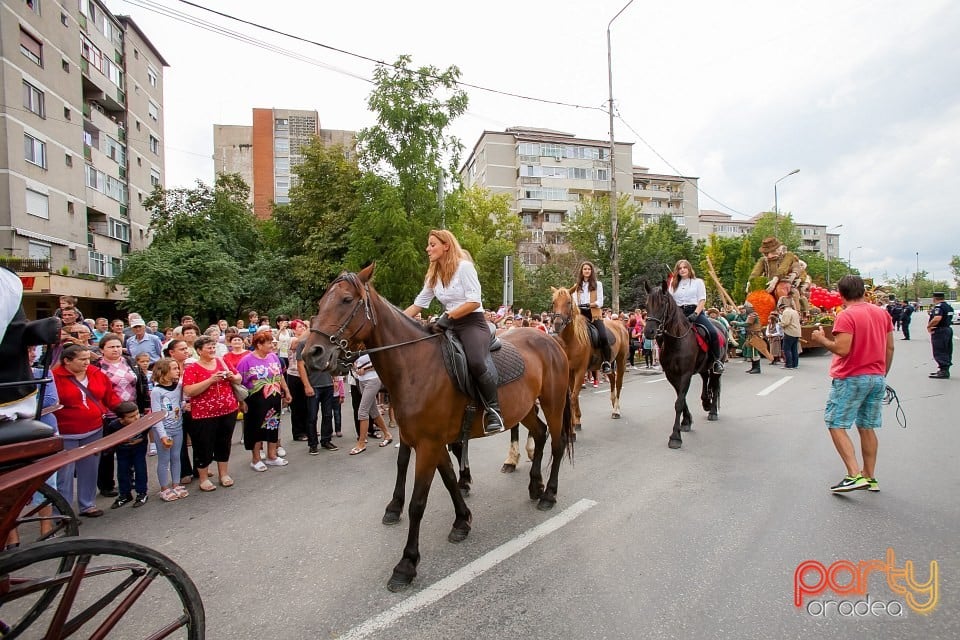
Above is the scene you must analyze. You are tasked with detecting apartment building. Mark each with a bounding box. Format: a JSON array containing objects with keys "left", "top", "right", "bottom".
[
  {"left": 1, "top": 0, "right": 167, "bottom": 317},
  {"left": 213, "top": 108, "right": 356, "bottom": 219},
  {"left": 460, "top": 127, "right": 699, "bottom": 267},
  {"left": 698, "top": 210, "right": 841, "bottom": 258}
]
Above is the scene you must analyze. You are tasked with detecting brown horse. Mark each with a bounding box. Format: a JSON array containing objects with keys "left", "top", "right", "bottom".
[
  {"left": 548, "top": 286, "right": 630, "bottom": 431},
  {"left": 300, "top": 265, "right": 574, "bottom": 592}
]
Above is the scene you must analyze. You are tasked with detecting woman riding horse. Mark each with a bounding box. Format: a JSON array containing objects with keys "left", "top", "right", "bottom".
[
  {"left": 670, "top": 260, "right": 724, "bottom": 374},
  {"left": 403, "top": 230, "right": 504, "bottom": 433},
  {"left": 569, "top": 261, "right": 612, "bottom": 374}
]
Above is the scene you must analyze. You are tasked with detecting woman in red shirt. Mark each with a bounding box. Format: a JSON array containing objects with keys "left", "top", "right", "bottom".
[
  {"left": 182, "top": 336, "right": 240, "bottom": 491},
  {"left": 53, "top": 343, "right": 123, "bottom": 517}
]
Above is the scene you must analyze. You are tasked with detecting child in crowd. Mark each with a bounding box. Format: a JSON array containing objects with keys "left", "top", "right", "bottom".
[
  {"left": 332, "top": 375, "right": 345, "bottom": 437},
  {"left": 107, "top": 402, "right": 148, "bottom": 509},
  {"left": 150, "top": 358, "right": 188, "bottom": 502},
  {"left": 135, "top": 352, "right": 159, "bottom": 456}
]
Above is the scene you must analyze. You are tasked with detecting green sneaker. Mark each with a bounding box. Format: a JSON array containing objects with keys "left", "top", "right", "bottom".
[
  {"left": 830, "top": 474, "right": 870, "bottom": 493},
  {"left": 865, "top": 477, "right": 879, "bottom": 492}
]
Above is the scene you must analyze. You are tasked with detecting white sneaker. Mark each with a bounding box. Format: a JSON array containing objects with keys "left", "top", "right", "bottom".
[
  {"left": 276, "top": 446, "right": 286, "bottom": 458},
  {"left": 264, "top": 457, "right": 288, "bottom": 467},
  {"left": 147, "top": 443, "right": 157, "bottom": 457},
  {"left": 250, "top": 461, "right": 267, "bottom": 472}
]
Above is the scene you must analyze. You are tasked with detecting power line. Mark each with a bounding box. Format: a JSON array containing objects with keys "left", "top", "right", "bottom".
[
  {"left": 167, "top": 0, "right": 606, "bottom": 113},
  {"left": 615, "top": 112, "right": 751, "bottom": 219}
]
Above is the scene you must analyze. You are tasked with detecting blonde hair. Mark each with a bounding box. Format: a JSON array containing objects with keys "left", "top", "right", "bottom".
[
  {"left": 671, "top": 260, "right": 697, "bottom": 291},
  {"left": 425, "top": 229, "right": 468, "bottom": 288}
]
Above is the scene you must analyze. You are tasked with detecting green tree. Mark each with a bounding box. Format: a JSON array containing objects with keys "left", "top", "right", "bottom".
[
  {"left": 700, "top": 234, "right": 743, "bottom": 307},
  {"left": 562, "top": 194, "right": 641, "bottom": 278},
  {"left": 733, "top": 237, "right": 754, "bottom": 300},
  {"left": 620, "top": 215, "right": 699, "bottom": 310},
  {"left": 273, "top": 141, "right": 362, "bottom": 303},
  {"left": 950, "top": 255, "right": 960, "bottom": 287},
  {"left": 446, "top": 186, "right": 525, "bottom": 309}
]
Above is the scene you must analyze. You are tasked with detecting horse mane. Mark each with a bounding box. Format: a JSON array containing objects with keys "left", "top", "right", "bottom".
[
  {"left": 336, "top": 271, "right": 430, "bottom": 335},
  {"left": 553, "top": 287, "right": 589, "bottom": 346}
]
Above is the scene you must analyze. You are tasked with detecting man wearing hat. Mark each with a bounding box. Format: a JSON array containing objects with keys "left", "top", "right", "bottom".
[
  {"left": 927, "top": 292, "right": 954, "bottom": 379},
  {"left": 126, "top": 317, "right": 163, "bottom": 364},
  {"left": 731, "top": 301, "right": 764, "bottom": 374},
  {"left": 779, "top": 297, "right": 802, "bottom": 369}
]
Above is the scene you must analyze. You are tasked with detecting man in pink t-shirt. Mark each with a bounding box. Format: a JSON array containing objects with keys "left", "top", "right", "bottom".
[{"left": 810, "top": 275, "right": 894, "bottom": 494}]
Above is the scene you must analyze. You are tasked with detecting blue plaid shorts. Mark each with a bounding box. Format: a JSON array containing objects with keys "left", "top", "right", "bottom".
[{"left": 824, "top": 375, "right": 885, "bottom": 429}]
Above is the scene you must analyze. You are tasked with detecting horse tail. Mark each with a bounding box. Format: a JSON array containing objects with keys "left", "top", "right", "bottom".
[{"left": 562, "top": 389, "right": 575, "bottom": 463}]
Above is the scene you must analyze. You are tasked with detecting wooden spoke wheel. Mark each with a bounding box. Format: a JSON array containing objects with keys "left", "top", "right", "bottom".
[
  {"left": 0, "top": 537, "right": 204, "bottom": 639},
  {"left": 13, "top": 483, "right": 80, "bottom": 545}
]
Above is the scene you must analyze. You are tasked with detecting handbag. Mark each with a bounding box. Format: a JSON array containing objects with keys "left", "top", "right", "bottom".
[{"left": 218, "top": 358, "right": 248, "bottom": 401}]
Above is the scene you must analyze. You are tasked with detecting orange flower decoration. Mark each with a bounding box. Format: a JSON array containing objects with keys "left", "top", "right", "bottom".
[{"left": 746, "top": 290, "right": 777, "bottom": 325}]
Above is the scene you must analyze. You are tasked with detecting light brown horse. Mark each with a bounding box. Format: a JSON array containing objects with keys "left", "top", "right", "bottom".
[
  {"left": 300, "top": 265, "right": 574, "bottom": 592},
  {"left": 549, "top": 286, "right": 630, "bottom": 431}
]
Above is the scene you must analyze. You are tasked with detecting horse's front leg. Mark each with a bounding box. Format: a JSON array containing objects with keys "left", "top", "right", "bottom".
[
  {"left": 608, "top": 370, "right": 621, "bottom": 419},
  {"left": 501, "top": 425, "right": 521, "bottom": 473},
  {"left": 383, "top": 440, "right": 412, "bottom": 525},
  {"left": 570, "top": 371, "right": 583, "bottom": 434},
  {"left": 437, "top": 451, "right": 472, "bottom": 543},
  {"left": 388, "top": 444, "right": 443, "bottom": 592},
  {"left": 669, "top": 374, "right": 692, "bottom": 449}
]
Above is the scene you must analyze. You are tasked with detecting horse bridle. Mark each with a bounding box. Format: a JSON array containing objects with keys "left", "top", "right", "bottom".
[
  {"left": 309, "top": 272, "right": 438, "bottom": 365},
  {"left": 644, "top": 310, "right": 692, "bottom": 340}
]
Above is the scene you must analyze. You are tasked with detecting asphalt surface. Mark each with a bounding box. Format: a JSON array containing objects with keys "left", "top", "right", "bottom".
[{"left": 73, "top": 333, "right": 959, "bottom": 639}]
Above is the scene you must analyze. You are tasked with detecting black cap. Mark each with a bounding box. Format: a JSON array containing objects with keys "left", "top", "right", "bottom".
[{"left": 932, "top": 292, "right": 946, "bottom": 299}]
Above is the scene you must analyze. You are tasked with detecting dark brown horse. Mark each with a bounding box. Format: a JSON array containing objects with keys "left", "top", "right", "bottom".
[
  {"left": 643, "top": 280, "right": 723, "bottom": 449},
  {"left": 301, "top": 265, "right": 574, "bottom": 591}
]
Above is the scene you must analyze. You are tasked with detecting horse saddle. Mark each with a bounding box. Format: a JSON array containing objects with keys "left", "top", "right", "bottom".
[
  {"left": 440, "top": 324, "right": 525, "bottom": 401},
  {"left": 586, "top": 322, "right": 601, "bottom": 349},
  {"left": 693, "top": 321, "right": 727, "bottom": 354}
]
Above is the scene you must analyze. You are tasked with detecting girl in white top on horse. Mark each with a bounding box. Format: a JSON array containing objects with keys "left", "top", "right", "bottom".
[
  {"left": 569, "top": 261, "right": 613, "bottom": 374},
  {"left": 668, "top": 259, "right": 724, "bottom": 373},
  {"left": 404, "top": 230, "right": 504, "bottom": 433}
]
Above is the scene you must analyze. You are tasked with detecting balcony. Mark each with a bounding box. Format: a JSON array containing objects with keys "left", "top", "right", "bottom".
[{"left": 0, "top": 256, "right": 51, "bottom": 272}]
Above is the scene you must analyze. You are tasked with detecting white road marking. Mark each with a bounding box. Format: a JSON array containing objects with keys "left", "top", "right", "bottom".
[
  {"left": 336, "top": 498, "right": 598, "bottom": 640},
  {"left": 645, "top": 377, "right": 668, "bottom": 384},
  {"left": 757, "top": 376, "right": 793, "bottom": 396}
]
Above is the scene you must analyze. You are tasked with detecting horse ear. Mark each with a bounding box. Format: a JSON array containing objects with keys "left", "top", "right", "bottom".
[
  {"left": 550, "top": 286, "right": 557, "bottom": 294},
  {"left": 358, "top": 262, "right": 375, "bottom": 283}
]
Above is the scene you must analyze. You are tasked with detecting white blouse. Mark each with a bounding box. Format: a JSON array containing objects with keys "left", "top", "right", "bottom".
[
  {"left": 574, "top": 281, "right": 604, "bottom": 307},
  {"left": 413, "top": 260, "right": 484, "bottom": 315},
  {"left": 670, "top": 278, "right": 706, "bottom": 307}
]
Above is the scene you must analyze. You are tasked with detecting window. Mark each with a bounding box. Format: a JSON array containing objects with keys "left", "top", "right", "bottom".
[
  {"left": 20, "top": 28, "right": 42, "bottom": 66},
  {"left": 275, "top": 118, "right": 289, "bottom": 130},
  {"left": 149, "top": 135, "right": 159, "bottom": 154},
  {"left": 518, "top": 142, "right": 539, "bottom": 156},
  {"left": 24, "top": 134, "right": 46, "bottom": 168},
  {"left": 103, "top": 58, "right": 122, "bottom": 88},
  {"left": 103, "top": 136, "right": 125, "bottom": 164},
  {"left": 148, "top": 101, "right": 159, "bottom": 121},
  {"left": 22, "top": 81, "right": 44, "bottom": 117},
  {"left": 540, "top": 143, "right": 562, "bottom": 158},
  {"left": 274, "top": 138, "right": 289, "bottom": 153},
  {"left": 150, "top": 169, "right": 160, "bottom": 186},
  {"left": 88, "top": 250, "right": 106, "bottom": 276},
  {"left": 134, "top": 49, "right": 139, "bottom": 59},
  {"left": 25, "top": 189, "right": 49, "bottom": 219},
  {"left": 67, "top": 201, "right": 75, "bottom": 214},
  {"left": 108, "top": 218, "right": 129, "bottom": 242},
  {"left": 69, "top": 247, "right": 76, "bottom": 259},
  {"left": 274, "top": 157, "right": 290, "bottom": 174},
  {"left": 27, "top": 0, "right": 41, "bottom": 15},
  {"left": 65, "top": 153, "right": 72, "bottom": 167},
  {"left": 28, "top": 242, "right": 51, "bottom": 260},
  {"left": 61, "top": 12, "right": 68, "bottom": 25},
  {"left": 135, "top": 120, "right": 141, "bottom": 131},
  {"left": 546, "top": 212, "right": 564, "bottom": 224},
  {"left": 62, "top": 58, "right": 69, "bottom": 72},
  {"left": 147, "top": 65, "right": 158, "bottom": 87},
  {"left": 63, "top": 106, "right": 71, "bottom": 120}
]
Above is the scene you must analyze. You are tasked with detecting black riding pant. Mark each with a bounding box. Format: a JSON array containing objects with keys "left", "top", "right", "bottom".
[
  {"left": 681, "top": 306, "right": 719, "bottom": 358},
  {"left": 577, "top": 306, "right": 609, "bottom": 348},
  {"left": 932, "top": 327, "right": 953, "bottom": 368},
  {"left": 450, "top": 312, "right": 493, "bottom": 379}
]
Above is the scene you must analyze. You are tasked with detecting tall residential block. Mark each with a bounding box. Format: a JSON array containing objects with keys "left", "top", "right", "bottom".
[
  {"left": 698, "top": 210, "right": 841, "bottom": 258},
  {"left": 1, "top": 0, "right": 167, "bottom": 317},
  {"left": 460, "top": 127, "right": 699, "bottom": 267},
  {"left": 213, "top": 108, "right": 356, "bottom": 219}
]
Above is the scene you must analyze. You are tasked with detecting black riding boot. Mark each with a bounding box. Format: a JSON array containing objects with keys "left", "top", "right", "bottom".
[
  {"left": 746, "top": 360, "right": 761, "bottom": 374},
  {"left": 594, "top": 319, "right": 613, "bottom": 374},
  {"left": 477, "top": 365, "right": 505, "bottom": 433}
]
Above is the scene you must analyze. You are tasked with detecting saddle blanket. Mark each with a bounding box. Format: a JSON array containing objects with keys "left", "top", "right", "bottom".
[{"left": 440, "top": 336, "right": 525, "bottom": 400}]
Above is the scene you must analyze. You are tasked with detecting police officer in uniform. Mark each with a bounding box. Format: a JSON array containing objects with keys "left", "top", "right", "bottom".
[
  {"left": 900, "top": 300, "right": 914, "bottom": 340},
  {"left": 927, "top": 292, "right": 953, "bottom": 379}
]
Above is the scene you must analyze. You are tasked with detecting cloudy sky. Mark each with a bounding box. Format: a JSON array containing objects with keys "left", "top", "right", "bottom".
[{"left": 115, "top": 0, "right": 960, "bottom": 285}]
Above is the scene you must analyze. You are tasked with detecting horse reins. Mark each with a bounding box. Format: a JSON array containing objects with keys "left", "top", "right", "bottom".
[
  {"left": 309, "top": 272, "right": 439, "bottom": 364},
  {"left": 644, "top": 312, "right": 692, "bottom": 340}
]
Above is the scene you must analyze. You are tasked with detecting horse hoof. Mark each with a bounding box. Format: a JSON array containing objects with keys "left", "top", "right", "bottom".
[
  {"left": 536, "top": 498, "right": 556, "bottom": 511},
  {"left": 668, "top": 439, "right": 682, "bottom": 449},
  {"left": 382, "top": 511, "right": 401, "bottom": 526},
  {"left": 708, "top": 413, "right": 718, "bottom": 422},
  {"left": 500, "top": 463, "right": 516, "bottom": 474},
  {"left": 680, "top": 423, "right": 691, "bottom": 432},
  {"left": 448, "top": 527, "right": 470, "bottom": 543},
  {"left": 387, "top": 574, "right": 413, "bottom": 592},
  {"left": 459, "top": 486, "right": 471, "bottom": 497},
  {"left": 611, "top": 412, "right": 621, "bottom": 419}
]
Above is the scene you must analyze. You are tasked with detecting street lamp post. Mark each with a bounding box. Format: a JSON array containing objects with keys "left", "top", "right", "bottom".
[
  {"left": 773, "top": 169, "right": 800, "bottom": 238},
  {"left": 848, "top": 245, "right": 862, "bottom": 274},
  {"left": 606, "top": 0, "right": 634, "bottom": 314},
  {"left": 826, "top": 224, "right": 842, "bottom": 289},
  {"left": 915, "top": 252, "right": 920, "bottom": 302}
]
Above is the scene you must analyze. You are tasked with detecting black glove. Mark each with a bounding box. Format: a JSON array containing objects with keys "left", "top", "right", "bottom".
[
  {"left": 436, "top": 313, "right": 453, "bottom": 330},
  {"left": 687, "top": 312, "right": 699, "bottom": 323}
]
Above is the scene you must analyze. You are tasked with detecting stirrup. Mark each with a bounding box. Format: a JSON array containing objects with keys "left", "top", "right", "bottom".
[
  {"left": 601, "top": 361, "right": 612, "bottom": 374},
  {"left": 712, "top": 360, "right": 724, "bottom": 374},
  {"left": 483, "top": 409, "right": 505, "bottom": 433}
]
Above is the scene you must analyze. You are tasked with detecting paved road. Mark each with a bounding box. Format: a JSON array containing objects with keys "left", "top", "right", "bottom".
[{"left": 77, "top": 335, "right": 959, "bottom": 639}]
